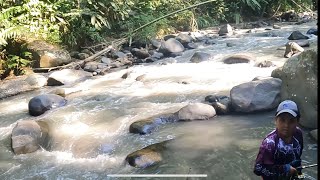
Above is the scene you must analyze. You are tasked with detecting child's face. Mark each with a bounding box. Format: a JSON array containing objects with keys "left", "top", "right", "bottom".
[{"left": 275, "top": 112, "right": 298, "bottom": 139}]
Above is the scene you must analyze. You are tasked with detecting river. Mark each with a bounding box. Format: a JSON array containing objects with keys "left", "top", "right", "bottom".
[{"left": 0, "top": 21, "right": 317, "bottom": 179}]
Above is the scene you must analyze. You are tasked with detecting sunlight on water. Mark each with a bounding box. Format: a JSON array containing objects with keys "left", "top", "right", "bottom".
[
  {"left": 0, "top": 100, "right": 28, "bottom": 116},
  {"left": 60, "top": 122, "right": 89, "bottom": 136},
  {"left": 0, "top": 124, "right": 15, "bottom": 140},
  {"left": 77, "top": 60, "right": 277, "bottom": 99}
]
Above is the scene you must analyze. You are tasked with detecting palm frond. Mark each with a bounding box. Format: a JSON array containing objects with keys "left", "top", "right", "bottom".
[{"left": 0, "top": 26, "right": 27, "bottom": 45}]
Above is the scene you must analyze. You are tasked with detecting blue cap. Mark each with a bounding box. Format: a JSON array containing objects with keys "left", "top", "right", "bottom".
[{"left": 276, "top": 100, "right": 299, "bottom": 117}]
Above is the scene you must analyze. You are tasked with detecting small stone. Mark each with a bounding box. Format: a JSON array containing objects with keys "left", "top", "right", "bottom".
[{"left": 273, "top": 24, "right": 281, "bottom": 29}]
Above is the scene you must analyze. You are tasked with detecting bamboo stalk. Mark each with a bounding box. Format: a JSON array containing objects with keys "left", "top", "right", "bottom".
[
  {"left": 127, "top": 0, "right": 217, "bottom": 37},
  {"left": 290, "top": 0, "right": 313, "bottom": 13}
]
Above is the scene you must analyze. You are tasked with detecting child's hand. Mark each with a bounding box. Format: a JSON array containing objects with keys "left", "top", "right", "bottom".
[
  {"left": 289, "top": 166, "right": 298, "bottom": 176},
  {"left": 284, "top": 164, "right": 298, "bottom": 176}
]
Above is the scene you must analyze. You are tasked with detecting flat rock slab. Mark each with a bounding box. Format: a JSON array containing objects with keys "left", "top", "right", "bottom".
[{"left": 47, "top": 69, "right": 92, "bottom": 86}]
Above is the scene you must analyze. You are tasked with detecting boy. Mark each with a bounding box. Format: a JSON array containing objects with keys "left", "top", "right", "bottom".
[{"left": 253, "top": 100, "right": 303, "bottom": 180}]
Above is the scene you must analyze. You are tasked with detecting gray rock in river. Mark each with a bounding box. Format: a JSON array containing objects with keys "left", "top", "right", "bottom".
[
  {"left": 223, "top": 54, "right": 256, "bottom": 64},
  {"left": 204, "top": 95, "right": 231, "bottom": 115},
  {"left": 11, "top": 120, "right": 50, "bottom": 154},
  {"left": 28, "top": 94, "right": 67, "bottom": 116},
  {"left": 126, "top": 140, "right": 173, "bottom": 168},
  {"left": 129, "top": 114, "right": 178, "bottom": 135},
  {"left": 47, "top": 69, "right": 92, "bottom": 86},
  {"left": 177, "top": 103, "right": 216, "bottom": 121},
  {"left": 230, "top": 78, "right": 282, "bottom": 113}
]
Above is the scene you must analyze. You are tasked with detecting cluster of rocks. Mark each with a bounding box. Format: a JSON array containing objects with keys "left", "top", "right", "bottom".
[
  {"left": 272, "top": 10, "right": 317, "bottom": 24},
  {"left": 125, "top": 47, "right": 318, "bottom": 168},
  {"left": 283, "top": 29, "right": 317, "bottom": 58},
  {"left": 0, "top": 69, "right": 92, "bottom": 99}
]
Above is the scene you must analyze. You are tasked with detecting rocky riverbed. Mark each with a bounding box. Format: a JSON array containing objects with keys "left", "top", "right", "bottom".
[{"left": 0, "top": 19, "right": 318, "bottom": 179}]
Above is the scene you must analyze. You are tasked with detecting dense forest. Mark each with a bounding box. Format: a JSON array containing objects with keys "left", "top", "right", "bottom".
[{"left": 0, "top": 0, "right": 317, "bottom": 78}]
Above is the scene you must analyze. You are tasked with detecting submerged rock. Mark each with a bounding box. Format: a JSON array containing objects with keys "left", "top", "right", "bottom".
[
  {"left": 129, "top": 114, "right": 178, "bottom": 135},
  {"left": 126, "top": 140, "right": 172, "bottom": 168},
  {"left": 223, "top": 54, "right": 256, "bottom": 64}
]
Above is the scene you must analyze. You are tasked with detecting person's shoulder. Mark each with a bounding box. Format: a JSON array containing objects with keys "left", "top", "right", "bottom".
[
  {"left": 296, "top": 126, "right": 303, "bottom": 133},
  {"left": 295, "top": 126, "right": 303, "bottom": 138},
  {"left": 261, "top": 129, "right": 277, "bottom": 147}
]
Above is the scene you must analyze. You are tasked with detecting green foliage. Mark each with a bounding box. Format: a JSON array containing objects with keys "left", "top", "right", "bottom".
[
  {"left": 241, "top": 0, "right": 264, "bottom": 11},
  {"left": 118, "top": 12, "right": 171, "bottom": 43},
  {"left": 264, "top": 0, "right": 314, "bottom": 16},
  {"left": 7, "top": 52, "right": 32, "bottom": 75},
  {"left": 0, "top": 44, "right": 32, "bottom": 77},
  {"left": 60, "top": 15, "right": 104, "bottom": 48}
]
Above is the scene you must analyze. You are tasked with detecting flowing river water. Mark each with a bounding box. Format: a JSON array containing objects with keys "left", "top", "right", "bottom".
[{"left": 0, "top": 21, "right": 318, "bottom": 179}]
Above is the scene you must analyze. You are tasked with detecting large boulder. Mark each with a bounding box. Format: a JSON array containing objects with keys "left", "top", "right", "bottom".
[
  {"left": 176, "top": 103, "right": 216, "bottom": 121},
  {"left": 47, "top": 69, "right": 92, "bottom": 86},
  {"left": 230, "top": 78, "right": 282, "bottom": 113},
  {"left": 274, "top": 48, "right": 317, "bottom": 128},
  {"left": 158, "top": 38, "right": 184, "bottom": 56},
  {"left": 27, "top": 40, "right": 72, "bottom": 68},
  {"left": 11, "top": 120, "right": 49, "bottom": 154},
  {"left": 28, "top": 94, "right": 67, "bottom": 116}
]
